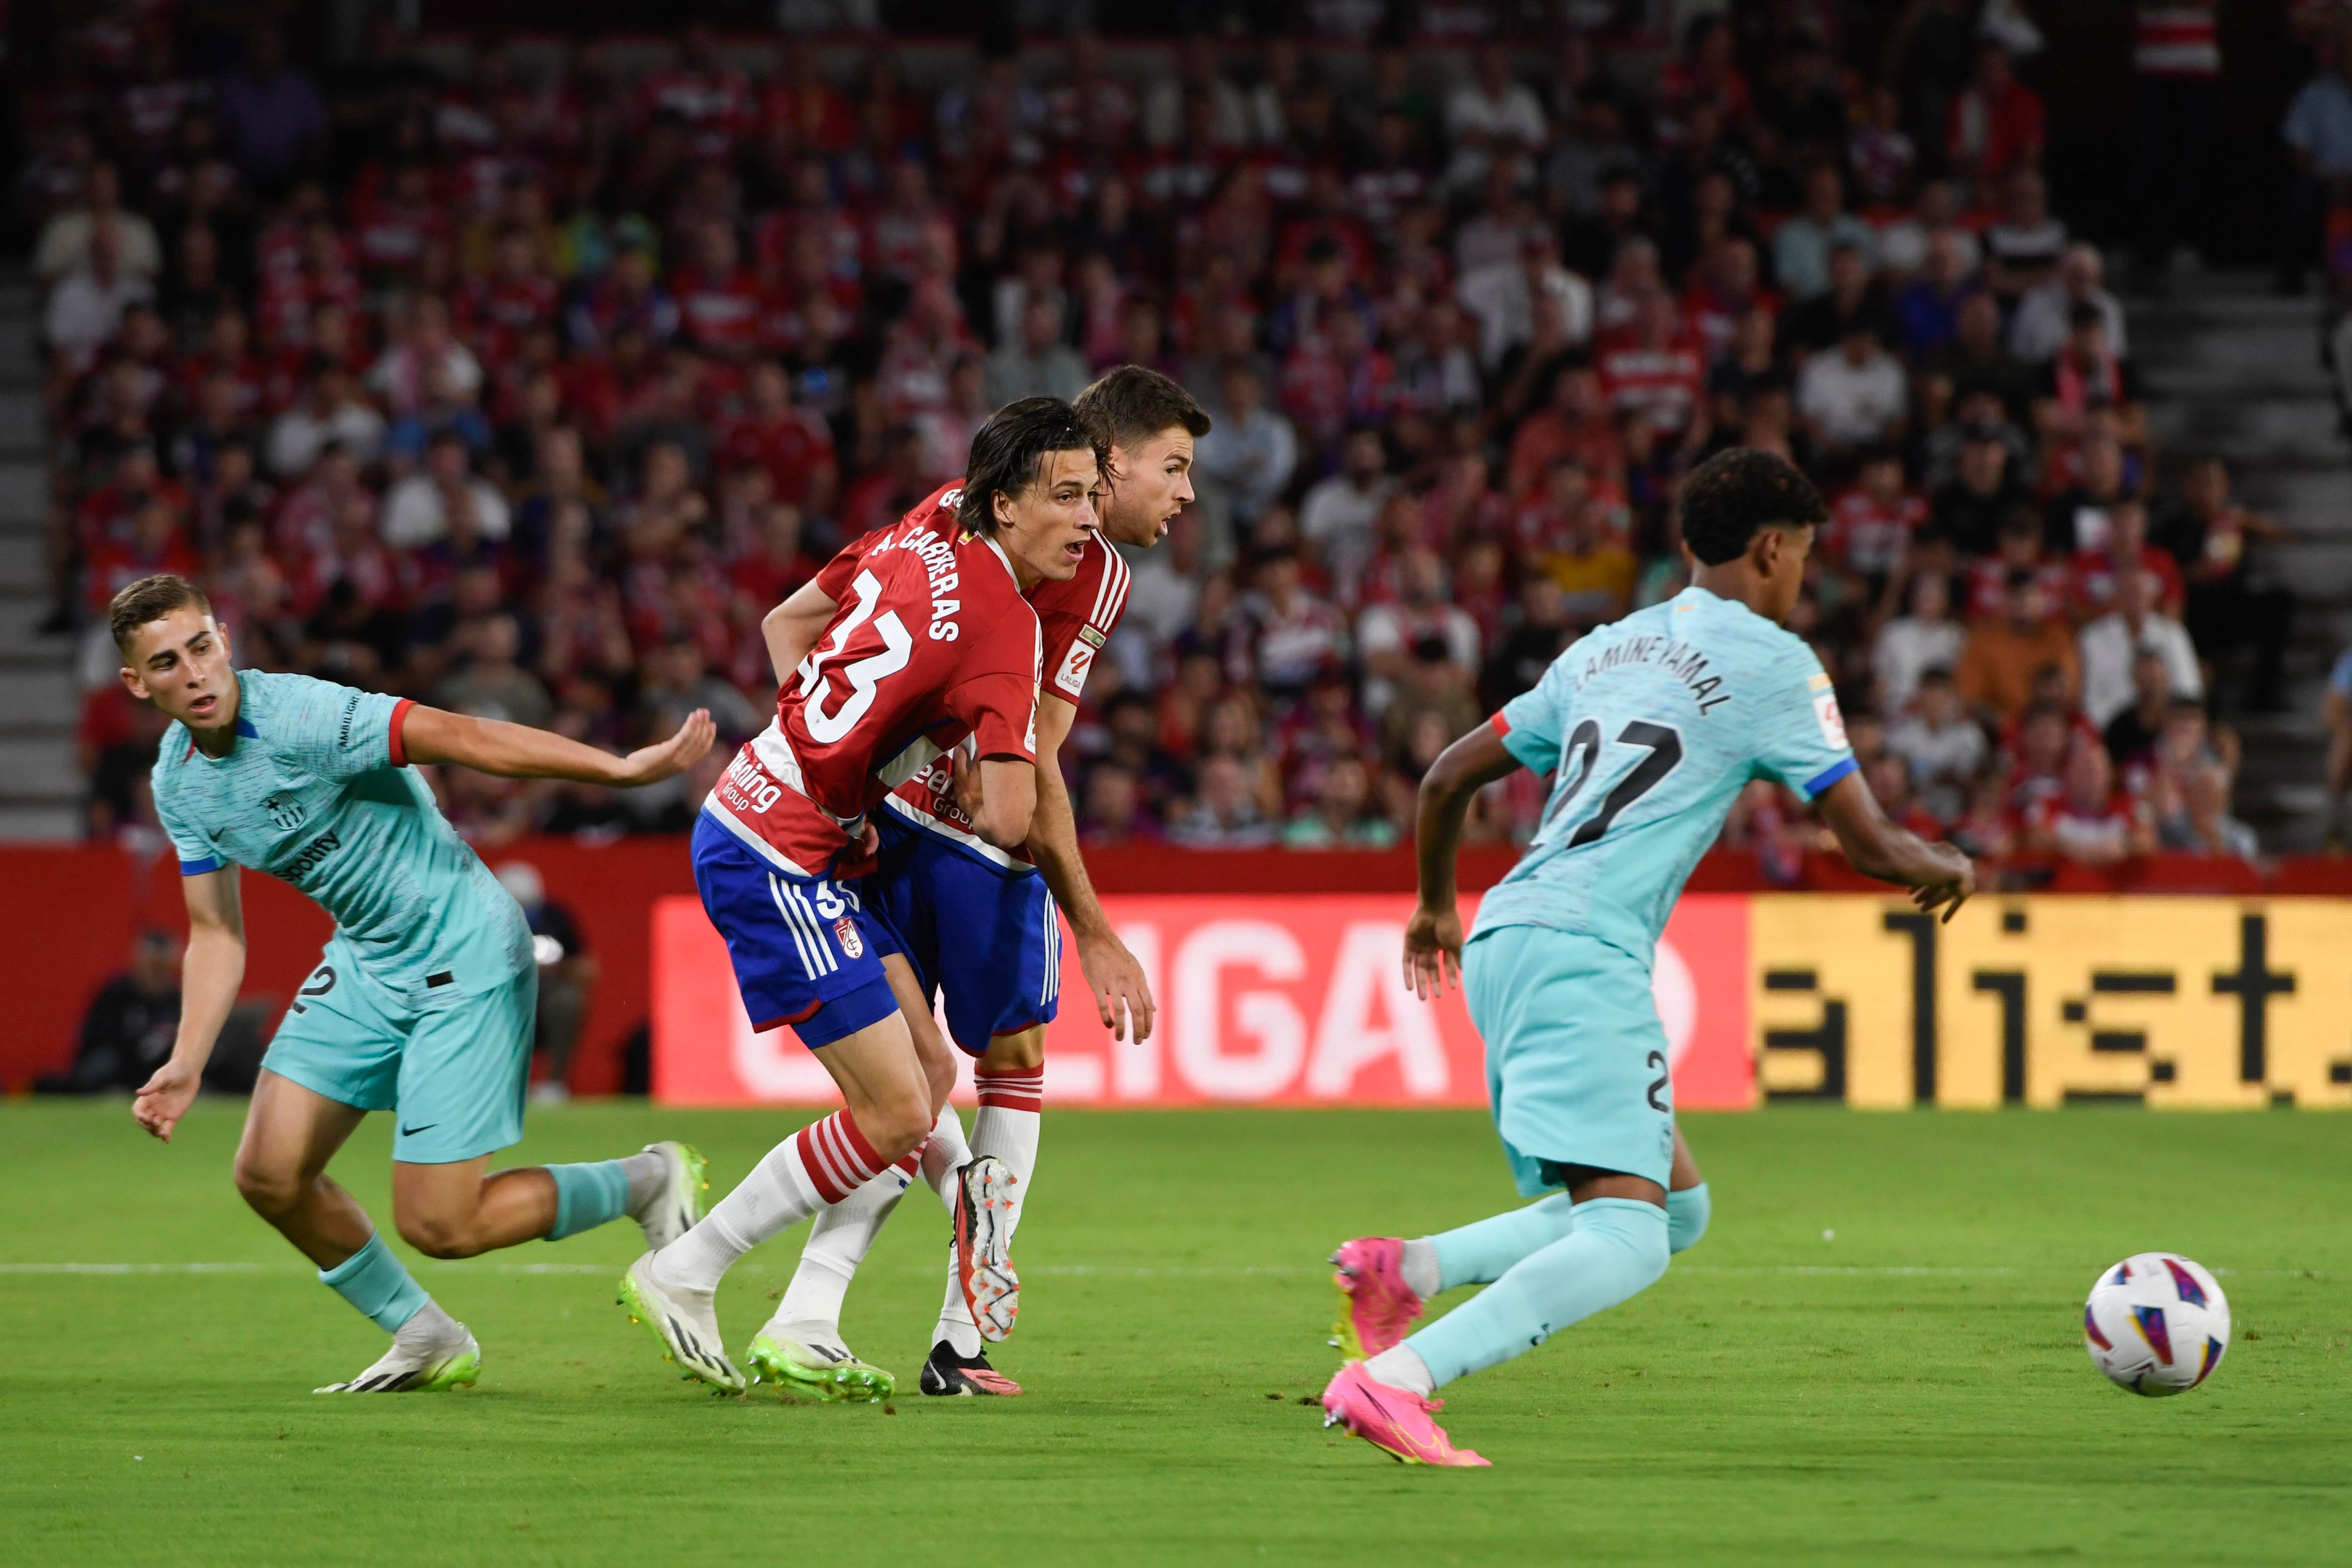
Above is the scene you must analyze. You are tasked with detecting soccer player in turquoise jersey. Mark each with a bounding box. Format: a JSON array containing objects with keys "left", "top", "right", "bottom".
[
  {"left": 115, "top": 573, "right": 721, "bottom": 1394},
  {"left": 1319, "top": 450, "right": 1974, "bottom": 1465}
]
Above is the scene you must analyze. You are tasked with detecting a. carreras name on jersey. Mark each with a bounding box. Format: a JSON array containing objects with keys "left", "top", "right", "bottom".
[{"left": 868, "top": 522, "right": 972, "bottom": 641}]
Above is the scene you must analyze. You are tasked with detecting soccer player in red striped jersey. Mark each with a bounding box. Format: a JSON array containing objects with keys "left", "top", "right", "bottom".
[
  {"left": 619, "top": 399, "right": 1105, "bottom": 1397},
  {"left": 755, "top": 367, "right": 1210, "bottom": 1397}
]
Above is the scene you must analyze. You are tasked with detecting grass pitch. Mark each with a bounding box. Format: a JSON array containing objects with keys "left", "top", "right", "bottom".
[{"left": 1, "top": 1101, "right": 2346, "bottom": 1567}]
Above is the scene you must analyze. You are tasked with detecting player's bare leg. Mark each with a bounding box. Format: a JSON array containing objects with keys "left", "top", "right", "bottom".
[
  {"left": 230, "top": 1072, "right": 479, "bottom": 1392},
  {"left": 754, "top": 956, "right": 972, "bottom": 1402},
  {"left": 232, "top": 1071, "right": 373, "bottom": 1265},
  {"left": 624, "top": 1009, "right": 937, "bottom": 1393}
]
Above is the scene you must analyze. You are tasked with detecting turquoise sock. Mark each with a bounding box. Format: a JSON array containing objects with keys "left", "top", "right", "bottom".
[
  {"left": 1430, "top": 1193, "right": 1578, "bottom": 1290},
  {"left": 1406, "top": 1197, "right": 1669, "bottom": 1387},
  {"left": 1668, "top": 1183, "right": 1711, "bottom": 1253},
  {"left": 545, "top": 1161, "right": 632, "bottom": 1241},
  {"left": 320, "top": 1233, "right": 429, "bottom": 1333}
]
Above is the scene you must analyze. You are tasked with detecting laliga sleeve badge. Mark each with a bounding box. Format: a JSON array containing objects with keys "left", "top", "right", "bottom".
[{"left": 1812, "top": 690, "right": 1849, "bottom": 751}]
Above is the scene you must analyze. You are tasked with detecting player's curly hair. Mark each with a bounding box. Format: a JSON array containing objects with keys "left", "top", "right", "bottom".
[
  {"left": 1677, "top": 447, "right": 1828, "bottom": 566},
  {"left": 958, "top": 396, "right": 1106, "bottom": 536}
]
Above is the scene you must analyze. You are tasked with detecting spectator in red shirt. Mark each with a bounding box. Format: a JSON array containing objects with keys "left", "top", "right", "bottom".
[
  {"left": 1947, "top": 43, "right": 2046, "bottom": 193},
  {"left": 2024, "top": 731, "right": 2153, "bottom": 867},
  {"left": 1506, "top": 359, "right": 1627, "bottom": 497},
  {"left": 455, "top": 225, "right": 560, "bottom": 369},
  {"left": 2071, "top": 498, "right": 2184, "bottom": 621},
  {"left": 1597, "top": 289, "right": 1707, "bottom": 453},
  {"left": 636, "top": 24, "right": 753, "bottom": 159},
  {"left": 720, "top": 359, "right": 837, "bottom": 515},
  {"left": 1825, "top": 447, "right": 1929, "bottom": 601},
  {"left": 669, "top": 222, "right": 764, "bottom": 362},
  {"left": 1865, "top": 752, "right": 1948, "bottom": 842}
]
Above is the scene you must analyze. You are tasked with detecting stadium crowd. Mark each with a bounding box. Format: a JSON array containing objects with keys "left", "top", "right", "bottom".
[{"left": 24, "top": 7, "right": 2293, "bottom": 879}]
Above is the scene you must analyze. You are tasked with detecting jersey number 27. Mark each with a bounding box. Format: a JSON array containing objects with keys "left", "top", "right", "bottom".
[
  {"left": 797, "top": 570, "right": 913, "bottom": 744},
  {"left": 1541, "top": 719, "right": 1685, "bottom": 847}
]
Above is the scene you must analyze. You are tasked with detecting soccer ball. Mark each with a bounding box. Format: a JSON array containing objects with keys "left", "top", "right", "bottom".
[{"left": 2082, "top": 1252, "right": 2231, "bottom": 1396}]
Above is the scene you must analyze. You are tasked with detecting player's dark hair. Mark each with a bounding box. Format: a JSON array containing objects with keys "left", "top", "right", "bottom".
[
  {"left": 110, "top": 573, "right": 211, "bottom": 652},
  {"left": 1073, "top": 364, "right": 1213, "bottom": 449},
  {"left": 1676, "top": 448, "right": 1828, "bottom": 566},
  {"left": 958, "top": 396, "right": 1105, "bottom": 536}
]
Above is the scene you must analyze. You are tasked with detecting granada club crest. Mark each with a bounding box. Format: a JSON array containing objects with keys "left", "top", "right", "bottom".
[{"left": 834, "top": 917, "right": 865, "bottom": 959}]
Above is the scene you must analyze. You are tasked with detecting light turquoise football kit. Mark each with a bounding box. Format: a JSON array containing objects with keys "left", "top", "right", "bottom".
[
  {"left": 152, "top": 671, "right": 644, "bottom": 1334},
  {"left": 152, "top": 670, "right": 536, "bottom": 1165},
  {"left": 1402, "top": 584, "right": 1856, "bottom": 1388}
]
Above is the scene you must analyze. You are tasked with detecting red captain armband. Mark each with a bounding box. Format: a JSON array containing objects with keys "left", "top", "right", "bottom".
[
  {"left": 1488, "top": 712, "right": 1512, "bottom": 740},
  {"left": 387, "top": 698, "right": 417, "bottom": 766}
]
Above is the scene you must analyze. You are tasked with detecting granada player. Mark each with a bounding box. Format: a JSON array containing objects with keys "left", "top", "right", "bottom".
[
  {"left": 114, "top": 573, "right": 717, "bottom": 1395},
  {"left": 751, "top": 366, "right": 1210, "bottom": 1400},
  {"left": 619, "top": 398, "right": 1104, "bottom": 1396}
]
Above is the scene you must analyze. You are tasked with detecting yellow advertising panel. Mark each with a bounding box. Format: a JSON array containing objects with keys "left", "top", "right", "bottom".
[{"left": 1748, "top": 896, "right": 2352, "bottom": 1109}]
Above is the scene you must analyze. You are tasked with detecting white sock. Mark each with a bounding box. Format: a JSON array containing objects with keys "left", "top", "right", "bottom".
[
  {"left": 1401, "top": 1238, "right": 1442, "bottom": 1300},
  {"left": 620, "top": 1148, "right": 670, "bottom": 1216},
  {"left": 920, "top": 1104, "right": 972, "bottom": 1213},
  {"left": 771, "top": 1161, "right": 914, "bottom": 1340},
  {"left": 1364, "top": 1344, "right": 1436, "bottom": 1397},
  {"left": 653, "top": 1110, "right": 886, "bottom": 1296},
  {"left": 935, "top": 1242, "right": 983, "bottom": 1357},
  {"left": 934, "top": 1064, "right": 1042, "bottom": 1354},
  {"left": 393, "top": 1297, "right": 466, "bottom": 1353}
]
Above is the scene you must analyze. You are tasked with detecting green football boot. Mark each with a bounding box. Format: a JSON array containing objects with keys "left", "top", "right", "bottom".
[{"left": 746, "top": 1331, "right": 896, "bottom": 1404}]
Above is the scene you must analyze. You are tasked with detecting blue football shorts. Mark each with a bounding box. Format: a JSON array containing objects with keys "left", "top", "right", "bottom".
[
  {"left": 862, "top": 807, "right": 1061, "bottom": 1056},
  {"left": 690, "top": 811, "right": 899, "bottom": 1050}
]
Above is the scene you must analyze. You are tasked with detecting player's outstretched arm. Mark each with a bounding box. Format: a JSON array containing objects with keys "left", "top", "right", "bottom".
[
  {"left": 134, "top": 868, "right": 246, "bottom": 1143},
  {"left": 763, "top": 579, "right": 840, "bottom": 688},
  {"left": 1406, "top": 722, "right": 1526, "bottom": 999},
  {"left": 1025, "top": 691, "right": 1154, "bottom": 1041},
  {"left": 1815, "top": 771, "right": 1975, "bottom": 921},
  {"left": 400, "top": 705, "right": 716, "bottom": 787}
]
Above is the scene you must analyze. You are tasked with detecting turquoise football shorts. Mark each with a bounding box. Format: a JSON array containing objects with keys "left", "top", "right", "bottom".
[
  {"left": 261, "top": 938, "right": 536, "bottom": 1165},
  {"left": 1462, "top": 924, "right": 1677, "bottom": 1196}
]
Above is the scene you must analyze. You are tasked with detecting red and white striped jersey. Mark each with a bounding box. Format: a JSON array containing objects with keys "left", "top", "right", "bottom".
[
  {"left": 880, "top": 485, "right": 1135, "bottom": 865},
  {"left": 1032, "top": 531, "right": 1134, "bottom": 705},
  {"left": 2134, "top": 4, "right": 2221, "bottom": 77},
  {"left": 1596, "top": 336, "right": 1706, "bottom": 435},
  {"left": 705, "top": 484, "right": 1041, "bottom": 877}
]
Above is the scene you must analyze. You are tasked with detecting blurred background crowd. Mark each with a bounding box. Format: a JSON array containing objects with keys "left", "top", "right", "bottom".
[{"left": 18, "top": 0, "right": 2332, "bottom": 887}]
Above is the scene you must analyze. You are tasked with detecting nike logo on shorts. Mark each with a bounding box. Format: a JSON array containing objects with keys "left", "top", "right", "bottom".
[{"left": 399, "top": 1123, "right": 436, "bottom": 1137}]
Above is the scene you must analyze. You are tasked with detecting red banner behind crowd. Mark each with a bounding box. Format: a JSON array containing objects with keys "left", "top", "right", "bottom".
[{"left": 652, "top": 893, "right": 1756, "bottom": 1111}]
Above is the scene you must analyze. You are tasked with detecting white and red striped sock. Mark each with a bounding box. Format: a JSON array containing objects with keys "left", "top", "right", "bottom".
[
  {"left": 934, "top": 1063, "right": 1044, "bottom": 1354},
  {"left": 655, "top": 1110, "right": 888, "bottom": 1296},
  {"left": 773, "top": 1106, "right": 968, "bottom": 1339}
]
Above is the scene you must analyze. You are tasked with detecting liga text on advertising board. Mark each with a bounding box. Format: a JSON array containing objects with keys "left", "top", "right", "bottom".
[{"left": 652, "top": 894, "right": 2352, "bottom": 1109}]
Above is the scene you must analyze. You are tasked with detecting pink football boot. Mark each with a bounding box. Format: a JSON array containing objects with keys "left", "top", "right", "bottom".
[
  {"left": 1329, "top": 1237, "right": 1425, "bottom": 1361},
  {"left": 1320, "top": 1362, "right": 1489, "bottom": 1468}
]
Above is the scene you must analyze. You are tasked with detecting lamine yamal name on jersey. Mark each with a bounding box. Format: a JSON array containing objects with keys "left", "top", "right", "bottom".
[{"left": 1574, "top": 632, "right": 1733, "bottom": 715}]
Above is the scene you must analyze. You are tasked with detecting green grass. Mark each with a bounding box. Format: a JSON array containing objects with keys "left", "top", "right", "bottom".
[{"left": 1, "top": 1101, "right": 2347, "bottom": 1567}]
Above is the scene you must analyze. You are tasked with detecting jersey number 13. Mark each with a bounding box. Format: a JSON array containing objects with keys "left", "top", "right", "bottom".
[{"left": 797, "top": 570, "right": 914, "bottom": 744}]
